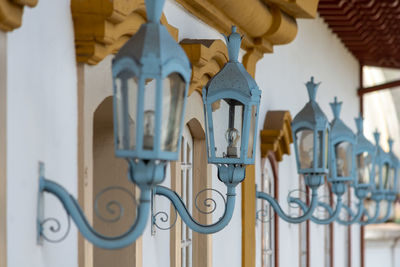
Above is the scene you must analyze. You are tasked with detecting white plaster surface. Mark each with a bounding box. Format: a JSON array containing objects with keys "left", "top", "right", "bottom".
[{"left": 3, "top": 0, "right": 366, "bottom": 266}]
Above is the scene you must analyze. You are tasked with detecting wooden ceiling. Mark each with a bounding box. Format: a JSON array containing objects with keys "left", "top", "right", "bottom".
[{"left": 319, "top": 0, "right": 400, "bottom": 69}]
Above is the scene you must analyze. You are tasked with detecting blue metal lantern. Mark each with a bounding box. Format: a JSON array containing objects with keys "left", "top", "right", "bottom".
[
  {"left": 372, "top": 131, "right": 391, "bottom": 197},
  {"left": 292, "top": 77, "right": 330, "bottom": 188},
  {"left": 352, "top": 116, "right": 376, "bottom": 196},
  {"left": 37, "top": 0, "right": 192, "bottom": 249},
  {"left": 328, "top": 97, "right": 356, "bottom": 196},
  {"left": 151, "top": 26, "right": 262, "bottom": 234},
  {"left": 202, "top": 26, "right": 261, "bottom": 183},
  {"left": 112, "top": 0, "right": 191, "bottom": 163},
  {"left": 336, "top": 115, "right": 376, "bottom": 226}
]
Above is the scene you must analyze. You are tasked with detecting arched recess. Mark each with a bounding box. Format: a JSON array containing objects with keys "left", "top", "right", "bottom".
[
  {"left": 253, "top": 110, "right": 294, "bottom": 267},
  {"left": 257, "top": 151, "right": 279, "bottom": 267},
  {"left": 77, "top": 56, "right": 142, "bottom": 267},
  {"left": 92, "top": 96, "right": 140, "bottom": 267},
  {"left": 169, "top": 90, "right": 213, "bottom": 267}
]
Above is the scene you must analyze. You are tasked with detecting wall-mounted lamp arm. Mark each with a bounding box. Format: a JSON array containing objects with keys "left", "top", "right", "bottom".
[
  {"left": 37, "top": 168, "right": 151, "bottom": 249},
  {"left": 255, "top": 187, "right": 319, "bottom": 224},
  {"left": 153, "top": 185, "right": 236, "bottom": 234},
  {"left": 289, "top": 196, "right": 343, "bottom": 224},
  {"left": 336, "top": 200, "right": 365, "bottom": 226}
]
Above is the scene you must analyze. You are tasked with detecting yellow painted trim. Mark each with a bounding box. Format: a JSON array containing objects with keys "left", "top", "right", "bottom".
[
  {"left": 260, "top": 111, "right": 293, "bottom": 161},
  {"left": 176, "top": 0, "right": 318, "bottom": 53},
  {"left": 72, "top": 0, "right": 178, "bottom": 65},
  {"left": 181, "top": 39, "right": 228, "bottom": 96},
  {"left": 0, "top": 0, "right": 37, "bottom": 31}
]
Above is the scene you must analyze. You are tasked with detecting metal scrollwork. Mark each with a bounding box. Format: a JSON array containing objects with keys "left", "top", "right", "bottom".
[
  {"left": 287, "top": 189, "right": 309, "bottom": 209},
  {"left": 256, "top": 206, "right": 274, "bottom": 223},
  {"left": 153, "top": 209, "right": 177, "bottom": 230},
  {"left": 94, "top": 186, "right": 137, "bottom": 223},
  {"left": 194, "top": 188, "right": 226, "bottom": 215},
  {"left": 40, "top": 215, "right": 71, "bottom": 243}
]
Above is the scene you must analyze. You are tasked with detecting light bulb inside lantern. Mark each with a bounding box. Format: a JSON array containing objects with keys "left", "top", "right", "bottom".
[
  {"left": 225, "top": 127, "right": 240, "bottom": 157},
  {"left": 143, "top": 110, "right": 155, "bottom": 150}
]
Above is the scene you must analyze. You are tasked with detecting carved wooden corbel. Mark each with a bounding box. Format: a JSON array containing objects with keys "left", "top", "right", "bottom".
[
  {"left": 0, "top": 0, "right": 37, "bottom": 31},
  {"left": 260, "top": 110, "right": 293, "bottom": 161},
  {"left": 180, "top": 39, "right": 228, "bottom": 96},
  {"left": 72, "top": 0, "right": 178, "bottom": 65}
]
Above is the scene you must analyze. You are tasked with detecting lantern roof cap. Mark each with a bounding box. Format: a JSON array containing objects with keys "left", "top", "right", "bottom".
[
  {"left": 204, "top": 26, "right": 259, "bottom": 99},
  {"left": 330, "top": 97, "right": 355, "bottom": 141},
  {"left": 113, "top": 8, "right": 190, "bottom": 81},
  {"left": 354, "top": 116, "right": 375, "bottom": 154},
  {"left": 292, "top": 77, "right": 328, "bottom": 128}
]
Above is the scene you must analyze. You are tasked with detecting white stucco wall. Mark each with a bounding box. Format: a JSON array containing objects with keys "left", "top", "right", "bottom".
[
  {"left": 3, "top": 1, "right": 363, "bottom": 267},
  {"left": 6, "top": 0, "right": 77, "bottom": 266}
]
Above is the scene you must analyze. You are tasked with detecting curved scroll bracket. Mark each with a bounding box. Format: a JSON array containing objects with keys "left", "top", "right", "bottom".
[
  {"left": 289, "top": 195, "right": 343, "bottom": 225},
  {"left": 256, "top": 187, "right": 319, "bottom": 224},
  {"left": 337, "top": 200, "right": 365, "bottom": 226},
  {"left": 152, "top": 185, "right": 236, "bottom": 234},
  {"left": 36, "top": 162, "right": 152, "bottom": 249}
]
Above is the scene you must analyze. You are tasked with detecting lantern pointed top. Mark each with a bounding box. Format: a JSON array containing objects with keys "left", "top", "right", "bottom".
[
  {"left": 223, "top": 26, "right": 242, "bottom": 62},
  {"left": 388, "top": 137, "right": 394, "bottom": 152},
  {"left": 330, "top": 97, "right": 342, "bottom": 119},
  {"left": 305, "top": 76, "right": 320, "bottom": 102},
  {"left": 355, "top": 114, "right": 364, "bottom": 134},
  {"left": 373, "top": 129, "right": 381, "bottom": 145},
  {"left": 145, "top": 0, "right": 166, "bottom": 23}
]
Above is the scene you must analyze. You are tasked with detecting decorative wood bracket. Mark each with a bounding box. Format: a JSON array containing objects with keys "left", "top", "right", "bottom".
[
  {"left": 180, "top": 39, "right": 228, "bottom": 96},
  {"left": 0, "top": 0, "right": 37, "bottom": 31},
  {"left": 176, "top": 0, "right": 319, "bottom": 54},
  {"left": 260, "top": 110, "right": 293, "bottom": 161},
  {"left": 72, "top": 0, "right": 178, "bottom": 65}
]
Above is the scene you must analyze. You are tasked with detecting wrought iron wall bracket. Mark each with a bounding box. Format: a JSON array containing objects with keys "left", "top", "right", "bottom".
[
  {"left": 255, "top": 187, "right": 319, "bottom": 224},
  {"left": 37, "top": 162, "right": 153, "bottom": 249},
  {"left": 289, "top": 196, "right": 343, "bottom": 225},
  {"left": 337, "top": 201, "right": 365, "bottom": 226},
  {"left": 152, "top": 185, "right": 236, "bottom": 234}
]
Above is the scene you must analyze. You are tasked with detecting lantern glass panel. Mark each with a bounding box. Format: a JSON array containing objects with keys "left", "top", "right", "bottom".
[
  {"left": 374, "top": 163, "right": 380, "bottom": 189},
  {"left": 247, "top": 105, "right": 257, "bottom": 158},
  {"left": 382, "top": 163, "right": 390, "bottom": 189},
  {"left": 161, "top": 73, "right": 186, "bottom": 152},
  {"left": 316, "top": 130, "right": 329, "bottom": 169},
  {"left": 211, "top": 99, "right": 244, "bottom": 158},
  {"left": 296, "top": 129, "right": 314, "bottom": 169},
  {"left": 115, "top": 70, "right": 138, "bottom": 150},
  {"left": 335, "top": 141, "right": 352, "bottom": 177},
  {"left": 387, "top": 166, "right": 395, "bottom": 190},
  {"left": 356, "top": 152, "right": 372, "bottom": 184},
  {"left": 143, "top": 78, "right": 157, "bottom": 150}
]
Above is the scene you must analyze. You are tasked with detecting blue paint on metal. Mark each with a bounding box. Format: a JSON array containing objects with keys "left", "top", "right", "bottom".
[
  {"left": 38, "top": 162, "right": 153, "bottom": 249},
  {"left": 154, "top": 185, "right": 236, "bottom": 234},
  {"left": 112, "top": 0, "right": 191, "bottom": 161},
  {"left": 292, "top": 77, "right": 330, "bottom": 176},
  {"left": 256, "top": 189, "right": 319, "bottom": 224},
  {"left": 203, "top": 26, "right": 261, "bottom": 165},
  {"left": 290, "top": 196, "right": 343, "bottom": 225},
  {"left": 328, "top": 97, "right": 356, "bottom": 185}
]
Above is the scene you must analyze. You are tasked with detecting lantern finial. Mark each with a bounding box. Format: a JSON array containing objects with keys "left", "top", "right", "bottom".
[
  {"left": 355, "top": 114, "right": 364, "bottom": 134},
  {"left": 223, "top": 26, "right": 242, "bottom": 62},
  {"left": 305, "top": 76, "right": 320, "bottom": 102},
  {"left": 388, "top": 137, "right": 394, "bottom": 152},
  {"left": 145, "top": 0, "right": 166, "bottom": 23},
  {"left": 373, "top": 129, "right": 380, "bottom": 145},
  {"left": 330, "top": 97, "right": 342, "bottom": 119}
]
